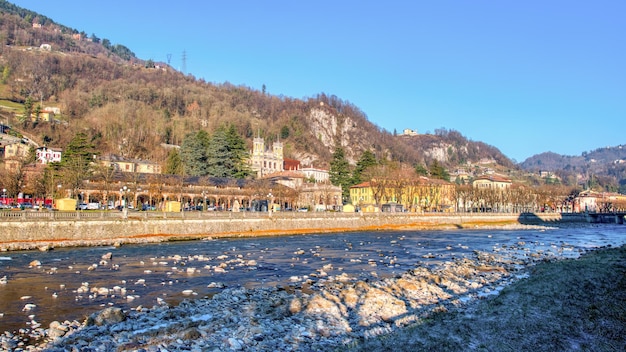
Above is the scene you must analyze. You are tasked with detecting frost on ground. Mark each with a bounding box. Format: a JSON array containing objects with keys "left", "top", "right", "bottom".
[{"left": 351, "top": 245, "right": 626, "bottom": 352}]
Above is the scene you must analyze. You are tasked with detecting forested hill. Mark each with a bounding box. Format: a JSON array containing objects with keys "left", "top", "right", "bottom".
[
  {"left": 0, "top": 0, "right": 513, "bottom": 170},
  {"left": 519, "top": 146, "right": 626, "bottom": 191},
  {"left": 520, "top": 146, "right": 626, "bottom": 171}
]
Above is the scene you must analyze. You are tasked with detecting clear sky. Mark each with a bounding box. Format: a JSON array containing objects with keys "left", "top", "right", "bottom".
[{"left": 10, "top": 0, "right": 626, "bottom": 163}]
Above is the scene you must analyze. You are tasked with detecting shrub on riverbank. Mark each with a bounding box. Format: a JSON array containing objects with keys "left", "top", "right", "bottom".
[{"left": 349, "top": 245, "right": 626, "bottom": 351}]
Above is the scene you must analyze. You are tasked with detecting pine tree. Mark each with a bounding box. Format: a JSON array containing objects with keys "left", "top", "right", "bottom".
[
  {"left": 352, "top": 150, "right": 377, "bottom": 184},
  {"left": 329, "top": 146, "right": 352, "bottom": 202},
  {"left": 180, "top": 130, "right": 210, "bottom": 176},
  {"left": 225, "top": 125, "right": 252, "bottom": 179},
  {"left": 207, "top": 126, "right": 232, "bottom": 177},
  {"left": 415, "top": 164, "right": 428, "bottom": 176},
  {"left": 61, "top": 132, "right": 97, "bottom": 197},
  {"left": 429, "top": 160, "right": 450, "bottom": 181},
  {"left": 164, "top": 149, "right": 183, "bottom": 175}
]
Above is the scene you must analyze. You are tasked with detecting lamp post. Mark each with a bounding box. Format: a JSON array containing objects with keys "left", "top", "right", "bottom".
[
  {"left": 267, "top": 192, "right": 273, "bottom": 216},
  {"left": 2, "top": 188, "right": 5, "bottom": 207},
  {"left": 202, "top": 190, "right": 207, "bottom": 212},
  {"left": 120, "top": 186, "right": 128, "bottom": 218},
  {"left": 137, "top": 187, "right": 142, "bottom": 210}
]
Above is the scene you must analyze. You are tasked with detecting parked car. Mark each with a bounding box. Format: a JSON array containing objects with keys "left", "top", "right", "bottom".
[
  {"left": 77, "top": 203, "right": 88, "bottom": 210},
  {"left": 297, "top": 207, "right": 309, "bottom": 212}
]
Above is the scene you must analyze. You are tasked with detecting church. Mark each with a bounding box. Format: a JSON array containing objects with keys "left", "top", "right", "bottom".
[{"left": 249, "top": 136, "right": 284, "bottom": 178}]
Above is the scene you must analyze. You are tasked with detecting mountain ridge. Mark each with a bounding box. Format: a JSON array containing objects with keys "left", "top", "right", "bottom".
[
  {"left": 1, "top": 0, "right": 624, "bottom": 193},
  {"left": 0, "top": 0, "right": 513, "bottom": 171}
]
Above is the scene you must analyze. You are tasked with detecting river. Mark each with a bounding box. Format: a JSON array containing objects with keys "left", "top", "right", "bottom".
[{"left": 1, "top": 224, "right": 624, "bottom": 335}]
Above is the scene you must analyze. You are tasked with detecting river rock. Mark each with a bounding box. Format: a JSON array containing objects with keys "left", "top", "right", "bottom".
[
  {"left": 358, "top": 287, "right": 407, "bottom": 324},
  {"left": 86, "top": 307, "right": 126, "bottom": 326},
  {"left": 47, "top": 321, "right": 68, "bottom": 339},
  {"left": 288, "top": 297, "right": 302, "bottom": 314}
]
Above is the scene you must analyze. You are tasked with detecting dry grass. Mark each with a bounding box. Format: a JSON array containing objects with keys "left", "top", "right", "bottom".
[{"left": 346, "top": 245, "right": 626, "bottom": 352}]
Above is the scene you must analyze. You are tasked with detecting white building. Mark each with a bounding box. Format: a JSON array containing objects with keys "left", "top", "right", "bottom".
[
  {"left": 301, "top": 165, "right": 330, "bottom": 183},
  {"left": 36, "top": 147, "right": 62, "bottom": 164}
]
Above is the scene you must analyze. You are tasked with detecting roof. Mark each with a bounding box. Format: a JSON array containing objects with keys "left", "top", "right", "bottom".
[
  {"left": 473, "top": 174, "right": 512, "bottom": 183},
  {"left": 283, "top": 158, "right": 300, "bottom": 170}
]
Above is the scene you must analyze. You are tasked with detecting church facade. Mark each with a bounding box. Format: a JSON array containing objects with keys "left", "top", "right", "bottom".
[{"left": 249, "top": 136, "right": 284, "bottom": 177}]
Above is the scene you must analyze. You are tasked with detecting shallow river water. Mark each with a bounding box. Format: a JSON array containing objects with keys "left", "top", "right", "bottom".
[{"left": 1, "top": 224, "right": 625, "bottom": 334}]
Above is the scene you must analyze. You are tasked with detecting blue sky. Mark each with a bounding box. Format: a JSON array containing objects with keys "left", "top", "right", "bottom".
[{"left": 11, "top": 1, "right": 625, "bottom": 162}]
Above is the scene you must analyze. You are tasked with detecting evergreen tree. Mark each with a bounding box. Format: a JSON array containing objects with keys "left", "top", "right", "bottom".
[
  {"left": 225, "top": 125, "right": 252, "bottom": 179},
  {"left": 61, "top": 132, "right": 97, "bottom": 197},
  {"left": 429, "top": 160, "right": 450, "bottom": 181},
  {"left": 180, "top": 130, "right": 210, "bottom": 176},
  {"left": 415, "top": 163, "right": 428, "bottom": 176},
  {"left": 352, "top": 150, "right": 377, "bottom": 185},
  {"left": 164, "top": 149, "right": 183, "bottom": 175},
  {"left": 329, "top": 146, "right": 352, "bottom": 202},
  {"left": 23, "top": 96, "right": 33, "bottom": 119},
  {"left": 206, "top": 126, "right": 231, "bottom": 177},
  {"left": 63, "top": 132, "right": 97, "bottom": 172}
]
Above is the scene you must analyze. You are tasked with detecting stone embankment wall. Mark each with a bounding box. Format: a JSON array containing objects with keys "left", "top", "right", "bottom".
[{"left": 0, "top": 212, "right": 587, "bottom": 251}]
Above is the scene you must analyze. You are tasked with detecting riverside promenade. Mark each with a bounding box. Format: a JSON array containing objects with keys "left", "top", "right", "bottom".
[{"left": 0, "top": 210, "right": 592, "bottom": 251}]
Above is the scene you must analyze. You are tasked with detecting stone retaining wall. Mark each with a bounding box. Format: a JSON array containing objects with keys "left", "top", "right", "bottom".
[{"left": 0, "top": 212, "right": 587, "bottom": 251}]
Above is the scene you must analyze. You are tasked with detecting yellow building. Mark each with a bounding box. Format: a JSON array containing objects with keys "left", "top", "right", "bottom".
[
  {"left": 99, "top": 155, "right": 162, "bottom": 174},
  {"left": 472, "top": 174, "right": 512, "bottom": 190},
  {"left": 350, "top": 182, "right": 375, "bottom": 206},
  {"left": 350, "top": 177, "right": 455, "bottom": 212},
  {"left": 4, "top": 142, "right": 30, "bottom": 159}
]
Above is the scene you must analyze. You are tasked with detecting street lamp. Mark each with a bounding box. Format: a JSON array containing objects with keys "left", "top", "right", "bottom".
[
  {"left": 267, "top": 192, "right": 273, "bottom": 215},
  {"left": 120, "top": 186, "right": 129, "bottom": 209},
  {"left": 202, "top": 190, "right": 207, "bottom": 212},
  {"left": 2, "top": 188, "right": 6, "bottom": 206}
]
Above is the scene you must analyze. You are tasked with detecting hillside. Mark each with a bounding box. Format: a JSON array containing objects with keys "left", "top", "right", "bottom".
[
  {"left": 0, "top": 1, "right": 513, "bottom": 172},
  {"left": 519, "top": 145, "right": 626, "bottom": 191}
]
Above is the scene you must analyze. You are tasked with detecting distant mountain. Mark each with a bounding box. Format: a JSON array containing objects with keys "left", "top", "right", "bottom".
[
  {"left": 520, "top": 145, "right": 626, "bottom": 172},
  {"left": 519, "top": 145, "right": 626, "bottom": 192}
]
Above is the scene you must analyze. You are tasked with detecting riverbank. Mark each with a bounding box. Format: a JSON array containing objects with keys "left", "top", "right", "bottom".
[
  {"left": 350, "top": 244, "right": 626, "bottom": 351},
  {"left": 19, "top": 243, "right": 623, "bottom": 352},
  {"left": 0, "top": 212, "right": 586, "bottom": 251},
  {"left": 3, "top": 229, "right": 623, "bottom": 351}
]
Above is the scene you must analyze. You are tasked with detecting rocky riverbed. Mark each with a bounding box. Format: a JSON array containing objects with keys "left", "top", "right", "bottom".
[
  {"left": 350, "top": 244, "right": 626, "bottom": 351},
  {"left": 3, "top": 238, "right": 567, "bottom": 351}
]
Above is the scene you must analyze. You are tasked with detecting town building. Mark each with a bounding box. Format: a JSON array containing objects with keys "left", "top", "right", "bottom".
[
  {"left": 35, "top": 147, "right": 62, "bottom": 164},
  {"left": 472, "top": 174, "right": 512, "bottom": 190},
  {"left": 350, "top": 176, "right": 455, "bottom": 212},
  {"left": 99, "top": 154, "right": 162, "bottom": 174},
  {"left": 574, "top": 191, "right": 626, "bottom": 213},
  {"left": 301, "top": 165, "right": 330, "bottom": 184},
  {"left": 3, "top": 141, "right": 30, "bottom": 160},
  {"left": 402, "top": 128, "right": 418, "bottom": 136},
  {"left": 249, "top": 136, "right": 283, "bottom": 177}
]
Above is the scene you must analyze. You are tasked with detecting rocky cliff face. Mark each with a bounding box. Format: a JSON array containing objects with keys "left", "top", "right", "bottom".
[{"left": 301, "top": 107, "right": 384, "bottom": 165}]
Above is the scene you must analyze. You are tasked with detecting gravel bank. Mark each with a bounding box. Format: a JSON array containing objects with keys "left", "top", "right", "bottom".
[{"left": 350, "top": 244, "right": 626, "bottom": 351}]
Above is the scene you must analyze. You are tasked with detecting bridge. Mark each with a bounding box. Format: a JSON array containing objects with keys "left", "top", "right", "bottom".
[{"left": 585, "top": 212, "right": 626, "bottom": 224}]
